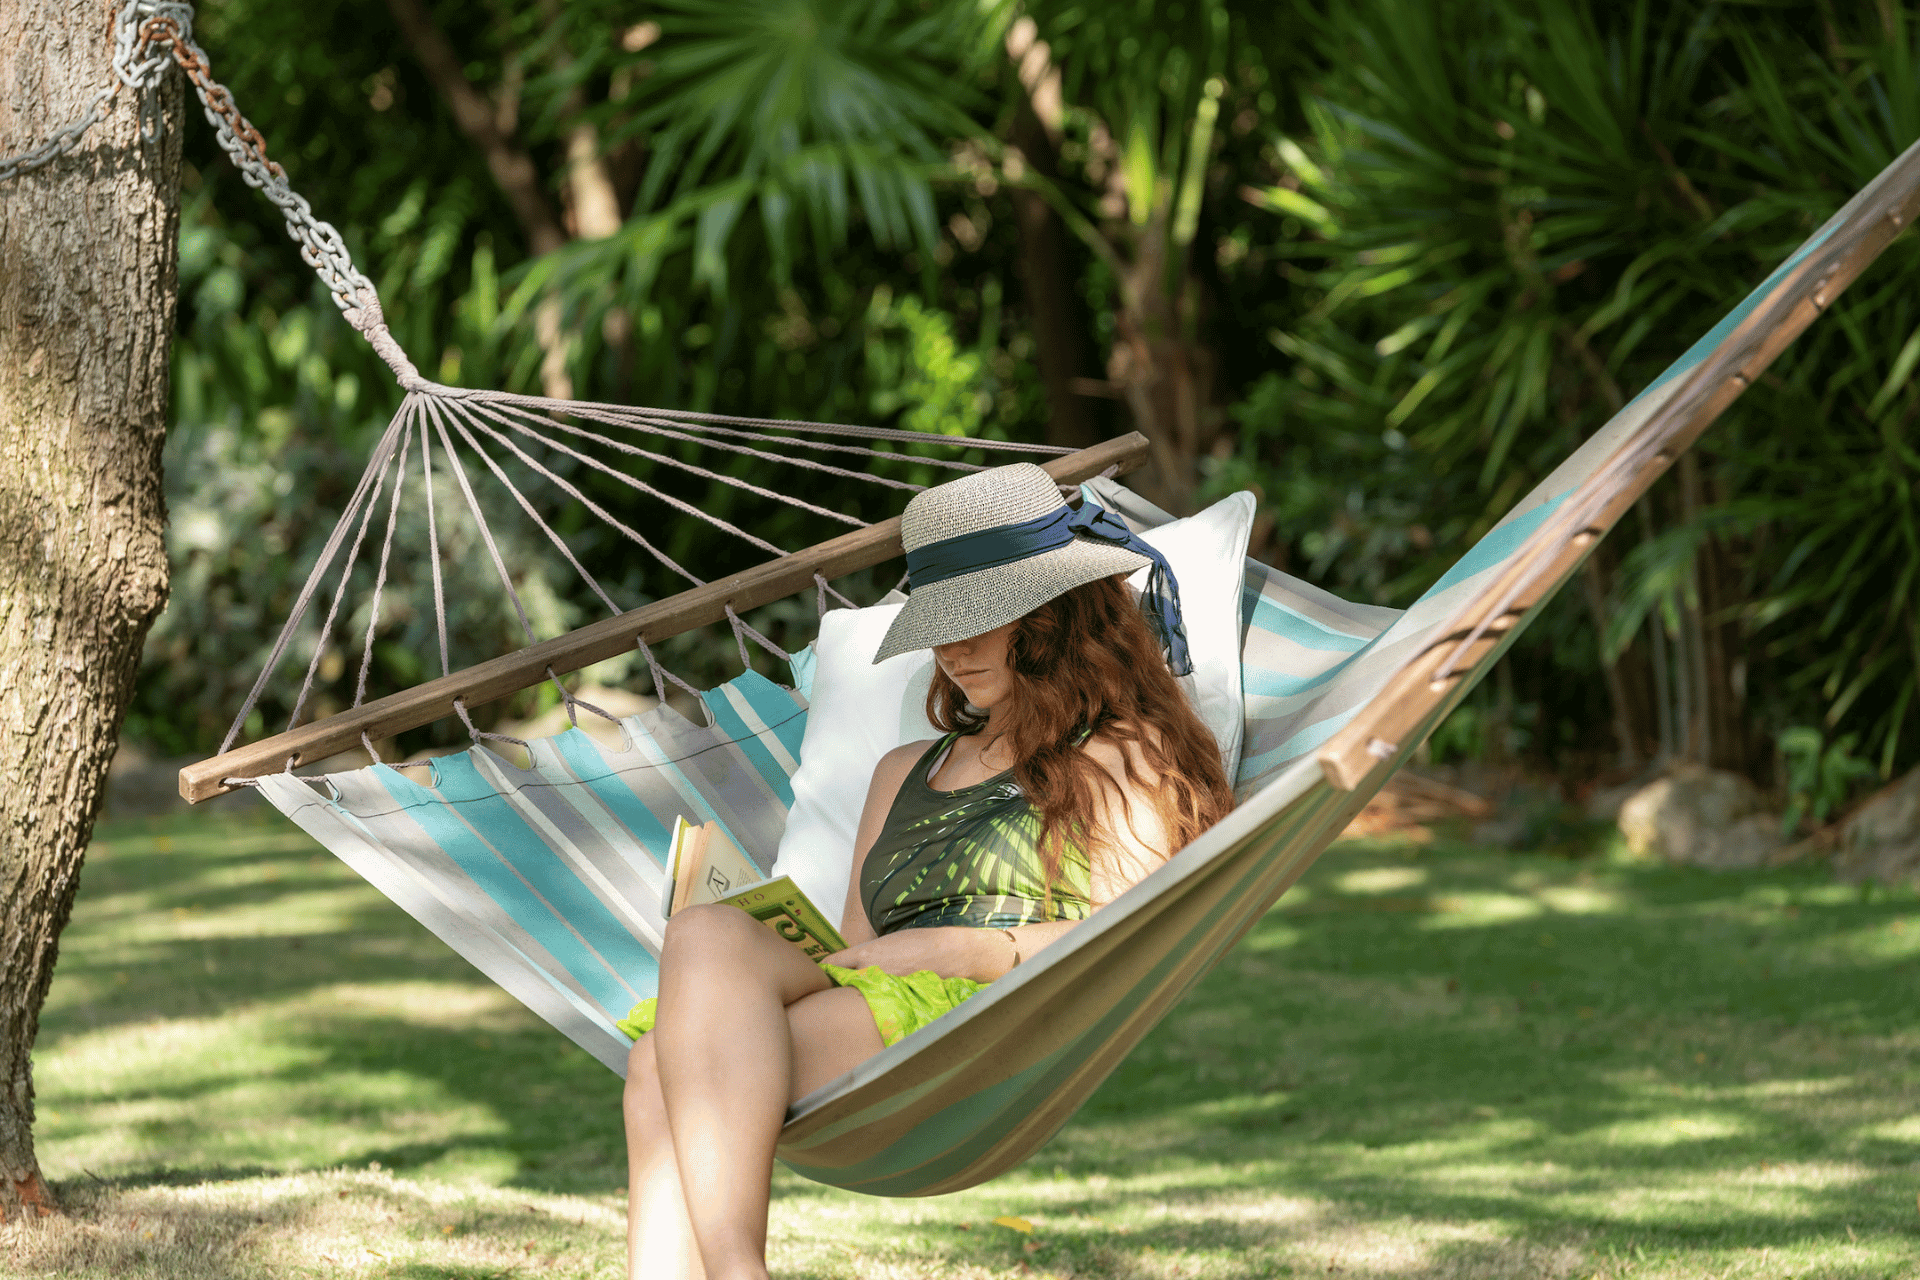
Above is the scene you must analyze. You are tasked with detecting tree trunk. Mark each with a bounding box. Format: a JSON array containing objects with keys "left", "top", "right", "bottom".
[
  {"left": 0, "top": 0, "right": 180, "bottom": 1216},
  {"left": 1006, "top": 95, "right": 1101, "bottom": 453},
  {"left": 1109, "top": 216, "right": 1217, "bottom": 515},
  {"left": 1578, "top": 539, "right": 1662, "bottom": 768},
  {"left": 382, "top": 0, "right": 580, "bottom": 398},
  {"left": 1681, "top": 454, "right": 1754, "bottom": 777}
]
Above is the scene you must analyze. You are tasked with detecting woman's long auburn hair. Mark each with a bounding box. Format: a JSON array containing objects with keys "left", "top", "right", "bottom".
[{"left": 924, "top": 574, "right": 1234, "bottom": 892}]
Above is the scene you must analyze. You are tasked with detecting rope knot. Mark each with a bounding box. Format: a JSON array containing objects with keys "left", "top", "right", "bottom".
[{"left": 346, "top": 289, "right": 430, "bottom": 392}]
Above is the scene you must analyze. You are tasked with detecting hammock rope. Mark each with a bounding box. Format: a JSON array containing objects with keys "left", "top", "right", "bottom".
[
  {"left": 211, "top": 385, "right": 1062, "bottom": 772},
  {"left": 12, "top": 0, "right": 1069, "bottom": 775},
  {"left": 16, "top": 2, "right": 1099, "bottom": 799}
]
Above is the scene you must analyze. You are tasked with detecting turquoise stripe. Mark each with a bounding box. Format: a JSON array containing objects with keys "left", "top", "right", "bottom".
[
  {"left": 788, "top": 644, "right": 818, "bottom": 702},
  {"left": 1242, "top": 652, "right": 1361, "bottom": 701},
  {"left": 1246, "top": 595, "right": 1371, "bottom": 653},
  {"left": 486, "top": 913, "right": 646, "bottom": 1043},
  {"left": 546, "top": 728, "right": 675, "bottom": 869},
  {"left": 748, "top": 672, "right": 810, "bottom": 781},
  {"left": 1629, "top": 218, "right": 1837, "bottom": 407},
  {"left": 375, "top": 759, "right": 652, "bottom": 1013},
  {"left": 1418, "top": 489, "right": 1568, "bottom": 601},
  {"left": 701, "top": 671, "right": 806, "bottom": 808},
  {"left": 1235, "top": 705, "right": 1362, "bottom": 784}
]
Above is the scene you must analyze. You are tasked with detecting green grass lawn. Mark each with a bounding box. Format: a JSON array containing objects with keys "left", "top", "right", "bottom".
[{"left": 6, "top": 804, "right": 1916, "bottom": 1278}]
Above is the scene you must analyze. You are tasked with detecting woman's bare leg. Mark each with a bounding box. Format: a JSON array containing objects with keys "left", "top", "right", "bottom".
[
  {"left": 649, "top": 905, "right": 882, "bottom": 1280},
  {"left": 625, "top": 982, "right": 882, "bottom": 1279},
  {"left": 625, "top": 1035, "right": 704, "bottom": 1280},
  {"left": 785, "top": 985, "right": 885, "bottom": 1102}
]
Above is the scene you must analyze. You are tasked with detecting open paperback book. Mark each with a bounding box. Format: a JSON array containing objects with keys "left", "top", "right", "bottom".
[{"left": 666, "top": 817, "right": 846, "bottom": 962}]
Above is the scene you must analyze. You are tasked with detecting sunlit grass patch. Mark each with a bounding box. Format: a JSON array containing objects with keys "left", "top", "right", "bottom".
[
  {"left": 0, "top": 1168, "right": 624, "bottom": 1279},
  {"left": 26, "top": 809, "right": 1920, "bottom": 1278}
]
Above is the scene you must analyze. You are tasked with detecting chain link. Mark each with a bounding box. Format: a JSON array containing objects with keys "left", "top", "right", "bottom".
[
  {"left": 1, "top": 1, "right": 170, "bottom": 180},
  {"left": 2, "top": 1, "right": 383, "bottom": 327},
  {"left": 0, "top": 86, "right": 119, "bottom": 183}
]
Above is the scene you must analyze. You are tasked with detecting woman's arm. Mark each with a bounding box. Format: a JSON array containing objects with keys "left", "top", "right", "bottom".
[
  {"left": 1080, "top": 732, "right": 1177, "bottom": 907},
  {"left": 830, "top": 740, "right": 933, "bottom": 951}
]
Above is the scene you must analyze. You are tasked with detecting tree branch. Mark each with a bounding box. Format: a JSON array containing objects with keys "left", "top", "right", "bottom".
[{"left": 381, "top": 0, "right": 567, "bottom": 255}]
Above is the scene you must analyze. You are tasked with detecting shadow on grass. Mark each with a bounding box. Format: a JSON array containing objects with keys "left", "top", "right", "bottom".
[
  {"left": 13, "top": 1167, "right": 619, "bottom": 1280},
  {"left": 37, "top": 809, "right": 1920, "bottom": 1275}
]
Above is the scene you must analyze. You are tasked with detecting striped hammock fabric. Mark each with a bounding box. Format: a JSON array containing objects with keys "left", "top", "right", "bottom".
[
  {"left": 251, "top": 532, "right": 1393, "bottom": 1077},
  {"left": 255, "top": 136, "right": 1920, "bottom": 1197}
]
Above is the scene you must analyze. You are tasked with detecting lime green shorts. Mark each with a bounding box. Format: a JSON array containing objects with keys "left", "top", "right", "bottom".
[{"left": 617, "top": 965, "right": 988, "bottom": 1048}]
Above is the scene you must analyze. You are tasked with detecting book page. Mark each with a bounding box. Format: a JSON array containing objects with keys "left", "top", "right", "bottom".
[
  {"left": 666, "top": 816, "right": 710, "bottom": 917},
  {"left": 680, "top": 821, "right": 763, "bottom": 909}
]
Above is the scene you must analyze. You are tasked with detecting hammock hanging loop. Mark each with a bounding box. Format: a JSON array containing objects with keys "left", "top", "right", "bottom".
[
  {"left": 343, "top": 293, "right": 428, "bottom": 390},
  {"left": 134, "top": 4, "right": 377, "bottom": 318},
  {"left": 0, "top": 1, "right": 406, "bottom": 367}
]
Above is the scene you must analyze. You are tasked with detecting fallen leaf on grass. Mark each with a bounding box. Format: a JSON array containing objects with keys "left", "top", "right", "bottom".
[
  {"left": 1024, "top": 1239, "right": 1043, "bottom": 1253},
  {"left": 994, "top": 1215, "right": 1034, "bottom": 1233}
]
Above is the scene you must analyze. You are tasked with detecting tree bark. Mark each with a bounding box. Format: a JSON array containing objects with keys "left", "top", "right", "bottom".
[
  {"left": 0, "top": 0, "right": 180, "bottom": 1216},
  {"left": 1003, "top": 25, "right": 1100, "bottom": 454},
  {"left": 1007, "top": 98, "right": 1101, "bottom": 454},
  {"left": 1109, "top": 212, "right": 1217, "bottom": 515}
]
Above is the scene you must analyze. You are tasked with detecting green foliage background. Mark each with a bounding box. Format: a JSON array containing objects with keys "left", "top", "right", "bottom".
[{"left": 135, "top": 0, "right": 1918, "bottom": 800}]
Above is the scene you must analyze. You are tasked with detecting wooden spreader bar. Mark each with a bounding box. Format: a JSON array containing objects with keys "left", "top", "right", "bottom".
[{"left": 180, "top": 434, "right": 1149, "bottom": 803}]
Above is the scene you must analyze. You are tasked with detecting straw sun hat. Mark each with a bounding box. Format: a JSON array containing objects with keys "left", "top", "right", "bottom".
[{"left": 871, "top": 462, "right": 1159, "bottom": 663}]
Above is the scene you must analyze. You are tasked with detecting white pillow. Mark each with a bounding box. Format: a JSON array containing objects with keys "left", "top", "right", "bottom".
[
  {"left": 1114, "top": 489, "right": 1255, "bottom": 776},
  {"left": 772, "top": 604, "right": 939, "bottom": 925},
  {"left": 772, "top": 490, "right": 1254, "bottom": 929}
]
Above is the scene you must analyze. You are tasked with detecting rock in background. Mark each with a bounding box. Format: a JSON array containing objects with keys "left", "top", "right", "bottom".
[
  {"left": 1617, "top": 766, "right": 1786, "bottom": 870},
  {"left": 1832, "top": 769, "right": 1920, "bottom": 885}
]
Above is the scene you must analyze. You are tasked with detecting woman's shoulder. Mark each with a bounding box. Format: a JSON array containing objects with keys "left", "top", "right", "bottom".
[
  {"left": 855, "top": 738, "right": 945, "bottom": 851},
  {"left": 878, "top": 737, "right": 943, "bottom": 772},
  {"left": 868, "top": 737, "right": 942, "bottom": 797},
  {"left": 1081, "top": 722, "right": 1165, "bottom": 788}
]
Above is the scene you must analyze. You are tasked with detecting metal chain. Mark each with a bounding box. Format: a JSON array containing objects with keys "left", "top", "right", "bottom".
[
  {"left": 0, "top": 85, "right": 119, "bottom": 182},
  {"left": 138, "top": 7, "right": 376, "bottom": 313},
  {"left": 2, "top": 1, "right": 381, "bottom": 324},
  {"left": 0, "top": 0, "right": 170, "bottom": 183},
  {"left": 0, "top": 2, "right": 165, "bottom": 178}
]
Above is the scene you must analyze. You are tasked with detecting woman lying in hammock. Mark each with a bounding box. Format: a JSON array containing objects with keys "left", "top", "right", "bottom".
[{"left": 621, "top": 462, "right": 1233, "bottom": 1280}]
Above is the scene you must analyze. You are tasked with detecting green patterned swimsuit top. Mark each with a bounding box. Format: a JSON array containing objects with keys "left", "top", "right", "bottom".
[{"left": 861, "top": 732, "right": 1093, "bottom": 935}]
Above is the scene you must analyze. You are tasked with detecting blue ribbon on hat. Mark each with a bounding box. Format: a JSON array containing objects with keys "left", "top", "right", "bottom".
[{"left": 904, "top": 502, "right": 1192, "bottom": 676}]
